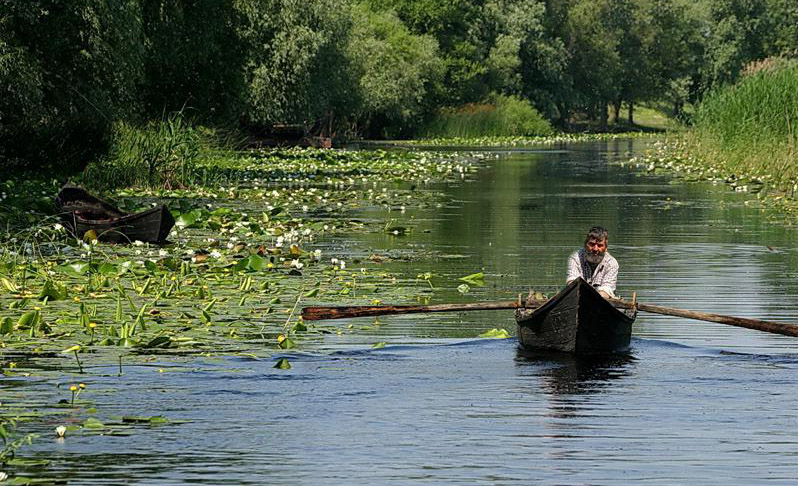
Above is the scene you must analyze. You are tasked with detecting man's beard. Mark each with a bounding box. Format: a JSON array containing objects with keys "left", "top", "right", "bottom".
[{"left": 585, "top": 251, "right": 605, "bottom": 265}]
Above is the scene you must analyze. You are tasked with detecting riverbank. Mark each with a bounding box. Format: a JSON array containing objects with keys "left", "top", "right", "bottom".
[{"left": 622, "top": 138, "right": 797, "bottom": 221}]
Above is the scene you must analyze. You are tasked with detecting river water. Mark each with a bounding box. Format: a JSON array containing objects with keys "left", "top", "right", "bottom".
[{"left": 13, "top": 139, "right": 798, "bottom": 484}]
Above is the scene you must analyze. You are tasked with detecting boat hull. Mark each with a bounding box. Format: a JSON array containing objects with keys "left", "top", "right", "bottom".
[
  {"left": 56, "top": 185, "right": 175, "bottom": 244},
  {"left": 516, "top": 278, "right": 636, "bottom": 354},
  {"left": 68, "top": 205, "right": 175, "bottom": 244}
]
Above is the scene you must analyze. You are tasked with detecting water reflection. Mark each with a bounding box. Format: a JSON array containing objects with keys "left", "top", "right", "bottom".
[
  {"left": 516, "top": 348, "right": 634, "bottom": 394},
  {"left": 515, "top": 347, "right": 635, "bottom": 423}
]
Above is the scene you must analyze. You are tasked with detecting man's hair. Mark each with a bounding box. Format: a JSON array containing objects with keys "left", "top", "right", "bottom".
[{"left": 585, "top": 226, "right": 608, "bottom": 244}]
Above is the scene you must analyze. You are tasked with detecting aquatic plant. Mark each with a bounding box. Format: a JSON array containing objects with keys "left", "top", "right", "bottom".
[{"left": 406, "top": 131, "right": 651, "bottom": 147}]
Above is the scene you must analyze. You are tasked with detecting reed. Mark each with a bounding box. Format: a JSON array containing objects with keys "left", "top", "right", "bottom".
[
  {"left": 422, "top": 94, "right": 553, "bottom": 138},
  {"left": 689, "top": 58, "right": 798, "bottom": 191},
  {"left": 80, "top": 112, "right": 235, "bottom": 190}
]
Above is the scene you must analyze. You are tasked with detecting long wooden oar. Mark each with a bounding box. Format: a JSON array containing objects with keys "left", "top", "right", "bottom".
[
  {"left": 301, "top": 297, "right": 798, "bottom": 337},
  {"left": 609, "top": 298, "right": 798, "bottom": 337},
  {"left": 301, "top": 297, "right": 546, "bottom": 321}
]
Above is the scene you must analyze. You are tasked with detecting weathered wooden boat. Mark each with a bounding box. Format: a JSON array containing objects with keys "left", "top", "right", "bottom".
[
  {"left": 516, "top": 278, "right": 636, "bottom": 354},
  {"left": 55, "top": 186, "right": 175, "bottom": 244}
]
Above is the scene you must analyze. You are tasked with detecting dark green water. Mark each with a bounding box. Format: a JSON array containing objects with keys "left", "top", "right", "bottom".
[{"left": 9, "top": 139, "right": 798, "bottom": 484}]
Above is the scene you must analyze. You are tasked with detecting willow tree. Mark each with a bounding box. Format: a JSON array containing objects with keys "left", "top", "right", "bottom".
[
  {"left": 238, "top": 0, "right": 354, "bottom": 133},
  {"left": 346, "top": 3, "right": 442, "bottom": 137}
]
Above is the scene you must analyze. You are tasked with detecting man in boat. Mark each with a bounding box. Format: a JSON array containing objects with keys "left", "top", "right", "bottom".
[{"left": 566, "top": 226, "right": 617, "bottom": 299}]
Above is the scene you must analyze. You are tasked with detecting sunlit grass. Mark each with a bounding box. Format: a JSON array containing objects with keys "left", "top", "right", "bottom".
[
  {"left": 79, "top": 112, "right": 238, "bottom": 191},
  {"left": 690, "top": 58, "right": 798, "bottom": 188},
  {"left": 421, "top": 94, "right": 553, "bottom": 138}
]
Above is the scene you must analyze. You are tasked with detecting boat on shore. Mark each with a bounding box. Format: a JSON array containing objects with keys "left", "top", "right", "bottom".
[
  {"left": 55, "top": 186, "right": 175, "bottom": 244},
  {"left": 516, "top": 278, "right": 636, "bottom": 354}
]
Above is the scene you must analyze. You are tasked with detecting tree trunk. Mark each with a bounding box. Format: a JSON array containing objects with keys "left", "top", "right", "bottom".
[
  {"left": 613, "top": 99, "right": 622, "bottom": 124},
  {"left": 599, "top": 103, "right": 608, "bottom": 130},
  {"left": 628, "top": 102, "right": 634, "bottom": 125}
]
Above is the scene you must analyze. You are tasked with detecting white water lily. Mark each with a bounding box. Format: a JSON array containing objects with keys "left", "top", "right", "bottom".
[
  {"left": 210, "top": 250, "right": 222, "bottom": 259},
  {"left": 158, "top": 249, "right": 168, "bottom": 257},
  {"left": 290, "top": 259, "right": 303, "bottom": 269},
  {"left": 133, "top": 240, "right": 144, "bottom": 246},
  {"left": 55, "top": 425, "right": 67, "bottom": 438},
  {"left": 0, "top": 471, "right": 7, "bottom": 481},
  {"left": 53, "top": 223, "right": 63, "bottom": 231}
]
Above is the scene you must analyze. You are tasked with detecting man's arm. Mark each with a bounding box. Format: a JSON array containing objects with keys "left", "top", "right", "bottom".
[{"left": 595, "top": 256, "right": 618, "bottom": 298}]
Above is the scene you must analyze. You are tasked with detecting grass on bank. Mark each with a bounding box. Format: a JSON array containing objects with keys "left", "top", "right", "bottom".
[
  {"left": 80, "top": 113, "right": 237, "bottom": 191},
  {"left": 422, "top": 94, "right": 554, "bottom": 138},
  {"left": 689, "top": 57, "right": 798, "bottom": 190}
]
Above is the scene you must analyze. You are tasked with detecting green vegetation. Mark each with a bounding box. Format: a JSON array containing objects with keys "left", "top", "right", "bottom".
[
  {"left": 80, "top": 114, "right": 231, "bottom": 190},
  {"left": 691, "top": 58, "right": 798, "bottom": 187},
  {"left": 0, "top": 148, "right": 481, "bottom": 358},
  {"left": 2, "top": 0, "right": 796, "bottom": 170},
  {"left": 626, "top": 58, "right": 798, "bottom": 218},
  {"left": 422, "top": 94, "right": 553, "bottom": 138}
]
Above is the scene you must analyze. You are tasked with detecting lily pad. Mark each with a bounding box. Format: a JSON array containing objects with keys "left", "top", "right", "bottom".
[
  {"left": 274, "top": 358, "right": 292, "bottom": 370},
  {"left": 459, "top": 272, "right": 485, "bottom": 287},
  {"left": 478, "top": 328, "right": 510, "bottom": 339}
]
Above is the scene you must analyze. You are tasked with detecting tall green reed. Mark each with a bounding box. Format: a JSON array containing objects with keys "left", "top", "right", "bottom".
[
  {"left": 80, "top": 112, "right": 234, "bottom": 190},
  {"left": 422, "top": 94, "right": 553, "bottom": 138},
  {"left": 690, "top": 58, "right": 798, "bottom": 189}
]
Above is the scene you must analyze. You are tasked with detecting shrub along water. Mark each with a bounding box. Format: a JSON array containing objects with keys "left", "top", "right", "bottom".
[
  {"left": 422, "top": 94, "right": 553, "bottom": 138},
  {"left": 689, "top": 58, "right": 798, "bottom": 192}
]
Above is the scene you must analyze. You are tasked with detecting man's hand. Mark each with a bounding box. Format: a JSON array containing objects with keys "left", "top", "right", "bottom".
[{"left": 598, "top": 290, "right": 611, "bottom": 299}]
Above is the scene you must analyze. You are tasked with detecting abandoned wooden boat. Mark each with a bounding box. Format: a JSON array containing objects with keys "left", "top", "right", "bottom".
[
  {"left": 55, "top": 186, "right": 175, "bottom": 244},
  {"left": 516, "top": 278, "right": 636, "bottom": 354}
]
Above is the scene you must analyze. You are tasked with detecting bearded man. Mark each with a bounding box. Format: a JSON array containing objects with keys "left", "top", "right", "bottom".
[{"left": 566, "top": 226, "right": 618, "bottom": 299}]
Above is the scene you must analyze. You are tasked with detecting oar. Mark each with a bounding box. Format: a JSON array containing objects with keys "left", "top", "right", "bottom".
[
  {"left": 609, "top": 298, "right": 798, "bottom": 337},
  {"left": 301, "top": 297, "right": 546, "bottom": 321},
  {"left": 301, "top": 296, "right": 798, "bottom": 337}
]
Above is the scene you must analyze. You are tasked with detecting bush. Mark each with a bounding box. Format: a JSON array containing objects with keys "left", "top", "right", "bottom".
[{"left": 422, "top": 94, "right": 553, "bottom": 138}]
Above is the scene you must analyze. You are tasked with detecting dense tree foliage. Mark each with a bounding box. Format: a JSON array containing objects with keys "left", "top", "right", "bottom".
[{"left": 1, "top": 0, "right": 795, "bottom": 167}]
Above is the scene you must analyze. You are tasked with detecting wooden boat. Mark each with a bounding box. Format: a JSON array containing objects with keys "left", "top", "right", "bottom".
[
  {"left": 55, "top": 186, "right": 175, "bottom": 244},
  {"left": 516, "top": 278, "right": 636, "bottom": 354}
]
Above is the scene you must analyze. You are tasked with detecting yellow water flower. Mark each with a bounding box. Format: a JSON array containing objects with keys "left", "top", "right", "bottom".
[
  {"left": 79, "top": 383, "right": 86, "bottom": 389},
  {"left": 69, "top": 385, "right": 78, "bottom": 392}
]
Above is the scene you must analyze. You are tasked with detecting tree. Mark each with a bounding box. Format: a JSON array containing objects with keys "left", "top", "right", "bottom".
[
  {"left": 239, "top": 0, "right": 354, "bottom": 131},
  {"left": 565, "top": 0, "right": 622, "bottom": 128},
  {"left": 0, "top": 0, "right": 144, "bottom": 168},
  {"left": 141, "top": 0, "right": 246, "bottom": 123},
  {"left": 346, "top": 3, "right": 442, "bottom": 137}
]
